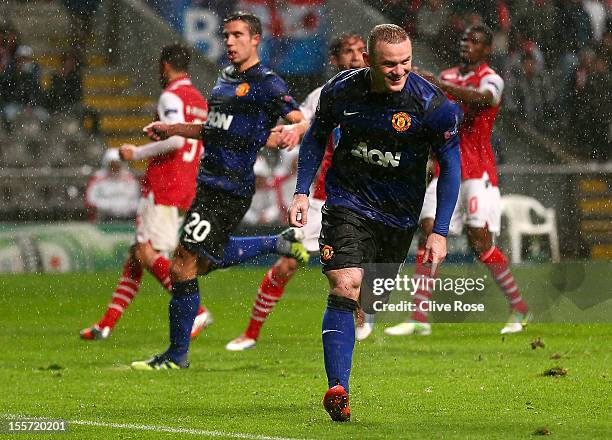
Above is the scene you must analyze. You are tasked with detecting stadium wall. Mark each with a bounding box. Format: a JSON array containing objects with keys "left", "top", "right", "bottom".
[{"left": 94, "top": 0, "right": 220, "bottom": 94}]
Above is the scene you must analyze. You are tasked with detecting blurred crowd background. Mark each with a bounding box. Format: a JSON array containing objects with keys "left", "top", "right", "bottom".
[
  {"left": 369, "top": 0, "right": 612, "bottom": 162},
  {"left": 0, "top": 0, "right": 611, "bottom": 261}
]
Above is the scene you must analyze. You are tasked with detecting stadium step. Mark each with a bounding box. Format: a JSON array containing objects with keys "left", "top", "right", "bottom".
[
  {"left": 591, "top": 244, "right": 612, "bottom": 260},
  {"left": 578, "top": 179, "right": 609, "bottom": 195},
  {"left": 100, "top": 115, "right": 154, "bottom": 134},
  {"left": 2, "top": 0, "right": 156, "bottom": 153},
  {"left": 576, "top": 177, "right": 612, "bottom": 258},
  {"left": 580, "top": 220, "right": 612, "bottom": 233},
  {"left": 105, "top": 136, "right": 149, "bottom": 148},
  {"left": 36, "top": 53, "right": 109, "bottom": 70},
  {"left": 84, "top": 74, "right": 131, "bottom": 92},
  {"left": 84, "top": 96, "right": 156, "bottom": 113},
  {"left": 579, "top": 198, "right": 612, "bottom": 216},
  {"left": 581, "top": 232, "right": 612, "bottom": 246},
  {"left": 40, "top": 55, "right": 112, "bottom": 91}
]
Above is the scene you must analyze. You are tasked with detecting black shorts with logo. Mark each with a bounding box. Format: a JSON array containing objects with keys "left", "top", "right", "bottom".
[
  {"left": 179, "top": 184, "right": 251, "bottom": 264},
  {"left": 319, "top": 204, "right": 417, "bottom": 271},
  {"left": 319, "top": 204, "right": 418, "bottom": 313}
]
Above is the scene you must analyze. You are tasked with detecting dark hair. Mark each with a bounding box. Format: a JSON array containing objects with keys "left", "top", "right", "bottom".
[
  {"left": 329, "top": 33, "right": 365, "bottom": 58},
  {"left": 466, "top": 24, "right": 493, "bottom": 47},
  {"left": 223, "top": 11, "right": 262, "bottom": 37},
  {"left": 367, "top": 24, "right": 410, "bottom": 56},
  {"left": 160, "top": 43, "right": 191, "bottom": 72}
]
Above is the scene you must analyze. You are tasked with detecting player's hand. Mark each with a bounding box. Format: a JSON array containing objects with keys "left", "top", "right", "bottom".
[
  {"left": 422, "top": 232, "right": 447, "bottom": 269},
  {"left": 270, "top": 124, "right": 301, "bottom": 151},
  {"left": 143, "top": 121, "right": 171, "bottom": 141},
  {"left": 119, "top": 144, "right": 136, "bottom": 161},
  {"left": 289, "top": 194, "right": 309, "bottom": 227}
]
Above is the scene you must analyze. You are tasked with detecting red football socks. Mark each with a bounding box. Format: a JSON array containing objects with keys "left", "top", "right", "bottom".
[
  {"left": 98, "top": 260, "right": 143, "bottom": 329},
  {"left": 245, "top": 265, "right": 291, "bottom": 340},
  {"left": 480, "top": 246, "right": 528, "bottom": 314},
  {"left": 148, "top": 255, "right": 172, "bottom": 292}
]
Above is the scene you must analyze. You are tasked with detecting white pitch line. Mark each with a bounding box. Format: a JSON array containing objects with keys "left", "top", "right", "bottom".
[{"left": 1, "top": 414, "right": 310, "bottom": 440}]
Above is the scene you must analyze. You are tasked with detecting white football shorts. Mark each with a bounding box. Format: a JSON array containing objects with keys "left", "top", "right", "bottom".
[
  {"left": 135, "top": 192, "right": 182, "bottom": 255},
  {"left": 419, "top": 172, "right": 501, "bottom": 235}
]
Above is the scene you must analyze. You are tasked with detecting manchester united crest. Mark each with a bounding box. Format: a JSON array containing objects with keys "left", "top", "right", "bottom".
[
  {"left": 320, "top": 245, "right": 334, "bottom": 262},
  {"left": 236, "top": 82, "right": 250, "bottom": 97},
  {"left": 391, "top": 112, "right": 411, "bottom": 132}
]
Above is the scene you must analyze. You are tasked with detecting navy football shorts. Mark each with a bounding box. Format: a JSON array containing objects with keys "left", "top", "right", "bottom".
[
  {"left": 319, "top": 204, "right": 417, "bottom": 313},
  {"left": 179, "top": 185, "right": 251, "bottom": 264},
  {"left": 318, "top": 204, "right": 416, "bottom": 271}
]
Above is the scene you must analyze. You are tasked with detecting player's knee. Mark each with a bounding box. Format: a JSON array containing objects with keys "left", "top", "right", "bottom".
[
  {"left": 170, "top": 257, "right": 197, "bottom": 282},
  {"left": 169, "top": 258, "right": 184, "bottom": 281},
  {"left": 197, "top": 257, "right": 214, "bottom": 275},
  {"left": 133, "top": 243, "right": 153, "bottom": 266},
  {"left": 466, "top": 227, "right": 491, "bottom": 256},
  {"left": 469, "top": 242, "right": 486, "bottom": 257},
  {"left": 327, "top": 269, "right": 362, "bottom": 300},
  {"left": 169, "top": 247, "right": 197, "bottom": 282}
]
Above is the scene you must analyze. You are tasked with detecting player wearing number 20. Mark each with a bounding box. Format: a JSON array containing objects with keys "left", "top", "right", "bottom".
[
  {"left": 130, "top": 12, "right": 309, "bottom": 370},
  {"left": 80, "top": 44, "right": 211, "bottom": 341}
]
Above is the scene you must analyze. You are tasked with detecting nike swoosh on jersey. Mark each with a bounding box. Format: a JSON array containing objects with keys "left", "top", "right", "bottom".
[
  {"left": 322, "top": 329, "right": 343, "bottom": 335},
  {"left": 343, "top": 110, "right": 359, "bottom": 116}
]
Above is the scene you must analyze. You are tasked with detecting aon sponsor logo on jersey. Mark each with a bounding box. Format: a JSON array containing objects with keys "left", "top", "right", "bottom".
[
  {"left": 206, "top": 110, "right": 234, "bottom": 130},
  {"left": 351, "top": 142, "right": 401, "bottom": 167}
]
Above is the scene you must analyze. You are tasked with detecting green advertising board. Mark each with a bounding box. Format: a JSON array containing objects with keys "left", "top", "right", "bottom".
[{"left": 0, "top": 223, "right": 134, "bottom": 273}]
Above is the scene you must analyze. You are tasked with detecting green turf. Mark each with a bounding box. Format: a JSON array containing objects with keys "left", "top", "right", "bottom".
[{"left": 0, "top": 265, "right": 610, "bottom": 439}]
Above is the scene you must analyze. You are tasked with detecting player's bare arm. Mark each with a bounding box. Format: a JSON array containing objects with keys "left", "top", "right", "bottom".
[
  {"left": 418, "top": 69, "right": 494, "bottom": 107},
  {"left": 438, "top": 79, "right": 494, "bottom": 107},
  {"left": 266, "top": 110, "right": 309, "bottom": 150},
  {"left": 143, "top": 121, "right": 204, "bottom": 141}
]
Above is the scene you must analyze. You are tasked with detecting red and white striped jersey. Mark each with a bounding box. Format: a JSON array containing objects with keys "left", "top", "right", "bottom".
[
  {"left": 438, "top": 63, "right": 504, "bottom": 186},
  {"left": 141, "top": 76, "right": 208, "bottom": 209}
]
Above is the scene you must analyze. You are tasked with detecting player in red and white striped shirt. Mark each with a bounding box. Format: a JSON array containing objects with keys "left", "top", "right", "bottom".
[
  {"left": 80, "top": 44, "right": 212, "bottom": 340},
  {"left": 225, "top": 34, "right": 368, "bottom": 351},
  {"left": 385, "top": 24, "right": 531, "bottom": 337}
]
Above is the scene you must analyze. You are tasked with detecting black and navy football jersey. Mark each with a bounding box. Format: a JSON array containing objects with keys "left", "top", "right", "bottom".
[
  {"left": 198, "top": 63, "right": 299, "bottom": 197},
  {"left": 296, "top": 68, "right": 462, "bottom": 230}
]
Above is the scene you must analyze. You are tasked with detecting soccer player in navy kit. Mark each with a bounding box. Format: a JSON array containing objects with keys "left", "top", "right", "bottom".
[
  {"left": 289, "top": 24, "right": 463, "bottom": 421},
  {"left": 131, "top": 12, "right": 310, "bottom": 370}
]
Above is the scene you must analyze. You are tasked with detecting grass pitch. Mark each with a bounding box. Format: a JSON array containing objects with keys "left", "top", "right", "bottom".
[{"left": 0, "top": 264, "right": 610, "bottom": 439}]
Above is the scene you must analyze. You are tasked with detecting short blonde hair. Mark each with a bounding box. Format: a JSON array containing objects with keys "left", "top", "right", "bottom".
[{"left": 367, "top": 24, "right": 410, "bottom": 58}]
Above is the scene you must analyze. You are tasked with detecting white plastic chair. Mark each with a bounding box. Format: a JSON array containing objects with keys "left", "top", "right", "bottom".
[{"left": 501, "top": 194, "right": 560, "bottom": 264}]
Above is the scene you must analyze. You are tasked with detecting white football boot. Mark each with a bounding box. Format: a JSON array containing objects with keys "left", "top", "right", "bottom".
[
  {"left": 384, "top": 321, "right": 432, "bottom": 336},
  {"left": 355, "top": 309, "right": 375, "bottom": 341},
  {"left": 225, "top": 335, "right": 257, "bottom": 351},
  {"left": 500, "top": 311, "right": 532, "bottom": 334},
  {"left": 190, "top": 306, "right": 214, "bottom": 339}
]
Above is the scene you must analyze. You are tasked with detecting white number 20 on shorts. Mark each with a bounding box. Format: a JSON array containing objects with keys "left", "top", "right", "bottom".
[{"left": 183, "top": 212, "right": 211, "bottom": 242}]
